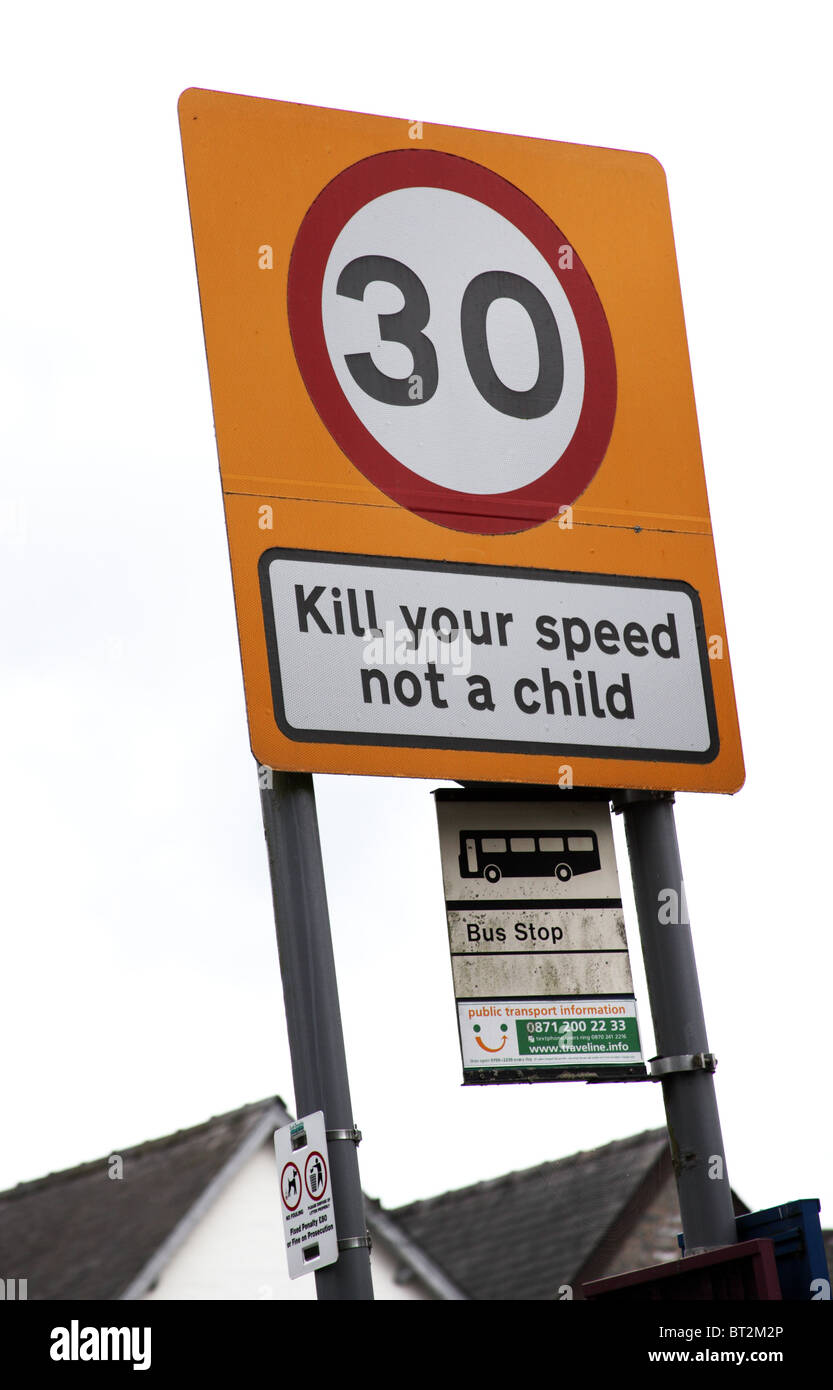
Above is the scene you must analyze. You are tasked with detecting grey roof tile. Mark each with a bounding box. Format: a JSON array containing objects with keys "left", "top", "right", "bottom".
[
  {"left": 0, "top": 1098, "right": 287, "bottom": 1300},
  {"left": 387, "top": 1128, "right": 670, "bottom": 1300}
]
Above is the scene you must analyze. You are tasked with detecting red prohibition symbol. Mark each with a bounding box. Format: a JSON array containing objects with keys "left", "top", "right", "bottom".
[
  {"left": 288, "top": 149, "right": 616, "bottom": 535},
  {"left": 304, "top": 1150, "right": 328, "bottom": 1202},
  {"left": 281, "top": 1161, "right": 302, "bottom": 1212}
]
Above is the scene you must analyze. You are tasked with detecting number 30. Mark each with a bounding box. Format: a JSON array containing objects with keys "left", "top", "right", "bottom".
[{"left": 336, "top": 255, "right": 564, "bottom": 421}]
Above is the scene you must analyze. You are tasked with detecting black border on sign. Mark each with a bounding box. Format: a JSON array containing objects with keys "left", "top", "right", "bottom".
[
  {"left": 445, "top": 898, "right": 623, "bottom": 910},
  {"left": 258, "top": 548, "right": 719, "bottom": 764},
  {"left": 461, "top": 1064, "right": 648, "bottom": 1084}
]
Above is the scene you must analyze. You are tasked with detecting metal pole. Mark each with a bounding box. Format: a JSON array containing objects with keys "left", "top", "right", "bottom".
[
  {"left": 613, "top": 789, "right": 736, "bottom": 1254},
  {"left": 260, "top": 769, "right": 374, "bottom": 1300}
]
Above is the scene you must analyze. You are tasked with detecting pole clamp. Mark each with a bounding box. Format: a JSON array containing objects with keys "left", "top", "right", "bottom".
[
  {"left": 337, "top": 1234, "right": 372, "bottom": 1252},
  {"left": 648, "top": 1052, "right": 717, "bottom": 1078},
  {"left": 610, "top": 788, "right": 675, "bottom": 813},
  {"left": 326, "top": 1127, "right": 362, "bottom": 1145}
]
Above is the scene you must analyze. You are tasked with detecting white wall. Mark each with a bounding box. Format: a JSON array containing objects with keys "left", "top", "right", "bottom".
[{"left": 144, "top": 1144, "right": 429, "bottom": 1301}]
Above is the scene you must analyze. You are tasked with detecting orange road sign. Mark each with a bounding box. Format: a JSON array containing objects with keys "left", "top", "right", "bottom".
[{"left": 179, "top": 88, "right": 743, "bottom": 793}]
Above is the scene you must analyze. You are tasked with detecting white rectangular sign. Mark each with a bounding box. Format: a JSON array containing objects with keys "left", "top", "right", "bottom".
[
  {"left": 274, "top": 1112, "right": 338, "bottom": 1279},
  {"left": 260, "top": 550, "right": 717, "bottom": 763},
  {"left": 436, "top": 794, "right": 644, "bottom": 1080}
]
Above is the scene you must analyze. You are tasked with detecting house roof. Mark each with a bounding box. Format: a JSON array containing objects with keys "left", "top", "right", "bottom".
[
  {"left": 0, "top": 1098, "right": 290, "bottom": 1300},
  {"left": 1, "top": 1104, "right": 774, "bottom": 1303},
  {"left": 0, "top": 1097, "right": 458, "bottom": 1301},
  {"left": 387, "top": 1127, "right": 671, "bottom": 1300}
]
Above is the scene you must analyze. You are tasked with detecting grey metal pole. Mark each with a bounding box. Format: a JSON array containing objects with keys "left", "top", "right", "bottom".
[
  {"left": 613, "top": 789, "right": 736, "bottom": 1254},
  {"left": 260, "top": 769, "right": 374, "bottom": 1300}
]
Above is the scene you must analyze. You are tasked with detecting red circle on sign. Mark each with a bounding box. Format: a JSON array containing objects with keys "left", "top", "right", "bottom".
[
  {"left": 288, "top": 149, "right": 616, "bottom": 535},
  {"left": 304, "top": 1150, "right": 328, "bottom": 1202},
  {"left": 281, "top": 1161, "right": 302, "bottom": 1211}
]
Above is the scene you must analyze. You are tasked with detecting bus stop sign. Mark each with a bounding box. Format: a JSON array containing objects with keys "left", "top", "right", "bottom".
[
  {"left": 179, "top": 88, "right": 743, "bottom": 793},
  {"left": 435, "top": 790, "right": 645, "bottom": 1083}
]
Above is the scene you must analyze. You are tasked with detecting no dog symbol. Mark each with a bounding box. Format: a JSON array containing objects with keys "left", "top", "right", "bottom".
[{"left": 281, "top": 1161, "right": 302, "bottom": 1212}]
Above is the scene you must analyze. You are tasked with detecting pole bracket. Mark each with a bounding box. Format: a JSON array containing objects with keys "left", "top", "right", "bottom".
[
  {"left": 648, "top": 1052, "right": 717, "bottom": 1078},
  {"left": 338, "top": 1234, "right": 372, "bottom": 1252},
  {"left": 610, "top": 788, "right": 675, "bottom": 813},
  {"left": 326, "top": 1127, "right": 362, "bottom": 1145}
]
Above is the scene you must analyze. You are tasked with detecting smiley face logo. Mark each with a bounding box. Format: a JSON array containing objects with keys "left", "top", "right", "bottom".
[{"left": 472, "top": 1023, "right": 509, "bottom": 1053}]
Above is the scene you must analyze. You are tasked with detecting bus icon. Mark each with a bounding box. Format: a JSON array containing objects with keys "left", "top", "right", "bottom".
[{"left": 458, "top": 830, "right": 601, "bottom": 884}]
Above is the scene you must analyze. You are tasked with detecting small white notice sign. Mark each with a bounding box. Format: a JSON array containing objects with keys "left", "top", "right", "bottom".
[{"left": 274, "top": 1111, "right": 338, "bottom": 1278}]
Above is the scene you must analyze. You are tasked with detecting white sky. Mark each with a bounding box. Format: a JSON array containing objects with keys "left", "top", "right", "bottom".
[{"left": 2, "top": 1, "right": 831, "bottom": 1234}]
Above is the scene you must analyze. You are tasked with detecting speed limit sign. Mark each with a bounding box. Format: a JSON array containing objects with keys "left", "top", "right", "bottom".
[
  {"left": 288, "top": 149, "right": 616, "bottom": 534},
  {"left": 179, "top": 89, "right": 743, "bottom": 793}
]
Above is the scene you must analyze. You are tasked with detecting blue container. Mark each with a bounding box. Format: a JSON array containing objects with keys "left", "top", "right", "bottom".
[{"left": 679, "top": 1199, "right": 830, "bottom": 1300}]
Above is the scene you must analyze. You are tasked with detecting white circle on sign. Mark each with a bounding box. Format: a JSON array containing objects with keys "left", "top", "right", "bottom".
[{"left": 321, "top": 187, "right": 585, "bottom": 496}]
